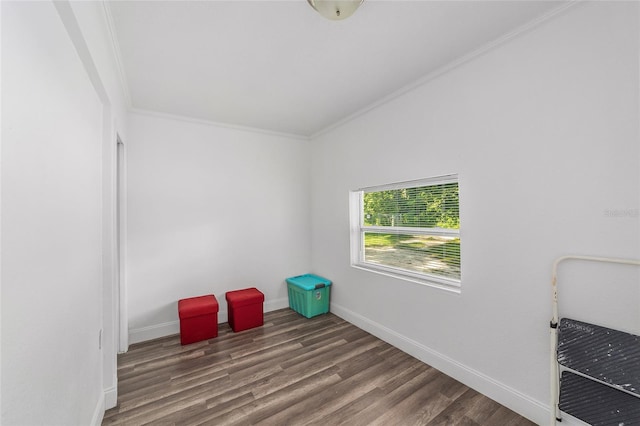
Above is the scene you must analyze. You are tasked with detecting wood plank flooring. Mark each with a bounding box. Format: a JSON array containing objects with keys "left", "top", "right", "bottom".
[{"left": 103, "top": 309, "right": 535, "bottom": 425}]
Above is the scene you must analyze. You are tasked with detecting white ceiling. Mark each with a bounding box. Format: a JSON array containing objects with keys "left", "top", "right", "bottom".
[{"left": 107, "top": 0, "right": 565, "bottom": 137}]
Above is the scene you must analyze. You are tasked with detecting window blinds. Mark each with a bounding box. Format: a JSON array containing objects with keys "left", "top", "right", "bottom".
[{"left": 359, "top": 175, "right": 460, "bottom": 283}]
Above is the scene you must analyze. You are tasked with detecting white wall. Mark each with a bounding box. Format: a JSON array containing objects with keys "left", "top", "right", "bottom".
[
  {"left": 3, "top": 2, "right": 635, "bottom": 424},
  {"left": 126, "top": 113, "right": 311, "bottom": 343},
  {"left": 310, "top": 2, "right": 639, "bottom": 424},
  {"left": 67, "top": 0, "right": 130, "bottom": 409},
  {"left": 2, "top": 2, "right": 105, "bottom": 424},
  {"left": 2, "top": 0, "right": 128, "bottom": 423}
]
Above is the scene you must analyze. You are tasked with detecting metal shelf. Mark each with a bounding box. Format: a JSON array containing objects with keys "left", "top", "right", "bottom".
[
  {"left": 557, "top": 318, "right": 640, "bottom": 397},
  {"left": 559, "top": 371, "right": 640, "bottom": 426}
]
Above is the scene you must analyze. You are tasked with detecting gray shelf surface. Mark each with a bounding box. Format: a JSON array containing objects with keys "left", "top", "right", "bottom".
[
  {"left": 557, "top": 318, "right": 640, "bottom": 396},
  {"left": 559, "top": 371, "right": 640, "bottom": 426}
]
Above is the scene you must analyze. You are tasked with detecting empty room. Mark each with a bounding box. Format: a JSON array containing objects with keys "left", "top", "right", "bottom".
[{"left": 2, "top": 0, "right": 639, "bottom": 425}]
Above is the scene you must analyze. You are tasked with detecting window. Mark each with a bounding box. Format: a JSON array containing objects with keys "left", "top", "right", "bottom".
[{"left": 350, "top": 175, "right": 461, "bottom": 291}]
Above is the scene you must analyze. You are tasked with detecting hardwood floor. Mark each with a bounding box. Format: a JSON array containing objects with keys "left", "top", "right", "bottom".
[{"left": 103, "top": 309, "right": 535, "bottom": 425}]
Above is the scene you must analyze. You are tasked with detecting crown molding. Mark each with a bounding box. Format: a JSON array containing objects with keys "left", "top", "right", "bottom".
[
  {"left": 99, "top": 0, "right": 579, "bottom": 141},
  {"left": 310, "top": 0, "right": 580, "bottom": 140},
  {"left": 54, "top": 1, "right": 110, "bottom": 105},
  {"left": 102, "top": 0, "right": 133, "bottom": 108},
  {"left": 129, "top": 108, "right": 310, "bottom": 141}
]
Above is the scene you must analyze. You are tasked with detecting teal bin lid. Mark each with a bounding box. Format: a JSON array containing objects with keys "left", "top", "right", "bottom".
[{"left": 286, "top": 274, "right": 332, "bottom": 291}]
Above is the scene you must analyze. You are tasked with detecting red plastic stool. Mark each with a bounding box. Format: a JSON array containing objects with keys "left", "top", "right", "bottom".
[
  {"left": 178, "top": 295, "right": 219, "bottom": 345},
  {"left": 225, "top": 287, "right": 264, "bottom": 332}
]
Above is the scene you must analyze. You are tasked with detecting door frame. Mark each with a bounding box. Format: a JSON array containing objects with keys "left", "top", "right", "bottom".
[{"left": 116, "top": 135, "right": 128, "bottom": 353}]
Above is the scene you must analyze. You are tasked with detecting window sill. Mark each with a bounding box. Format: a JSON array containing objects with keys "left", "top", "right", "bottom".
[{"left": 351, "top": 262, "right": 461, "bottom": 294}]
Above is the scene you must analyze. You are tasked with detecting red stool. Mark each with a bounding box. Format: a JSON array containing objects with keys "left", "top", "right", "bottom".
[
  {"left": 178, "top": 295, "right": 219, "bottom": 345},
  {"left": 225, "top": 288, "right": 264, "bottom": 332}
]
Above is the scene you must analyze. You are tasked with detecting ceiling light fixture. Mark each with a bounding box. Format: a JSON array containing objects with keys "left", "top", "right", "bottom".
[{"left": 307, "top": 0, "right": 364, "bottom": 20}]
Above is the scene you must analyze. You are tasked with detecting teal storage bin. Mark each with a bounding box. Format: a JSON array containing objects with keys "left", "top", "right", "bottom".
[{"left": 285, "top": 274, "right": 332, "bottom": 318}]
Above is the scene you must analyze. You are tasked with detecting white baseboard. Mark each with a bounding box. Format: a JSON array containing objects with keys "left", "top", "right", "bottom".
[
  {"left": 104, "top": 385, "right": 118, "bottom": 410},
  {"left": 128, "top": 297, "right": 290, "bottom": 345},
  {"left": 90, "top": 392, "right": 105, "bottom": 426},
  {"left": 329, "top": 302, "right": 549, "bottom": 425},
  {"left": 265, "top": 297, "right": 289, "bottom": 312},
  {"left": 129, "top": 319, "right": 180, "bottom": 344}
]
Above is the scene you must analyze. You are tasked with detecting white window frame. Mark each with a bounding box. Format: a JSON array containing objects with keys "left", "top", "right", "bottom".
[{"left": 349, "top": 174, "right": 461, "bottom": 293}]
